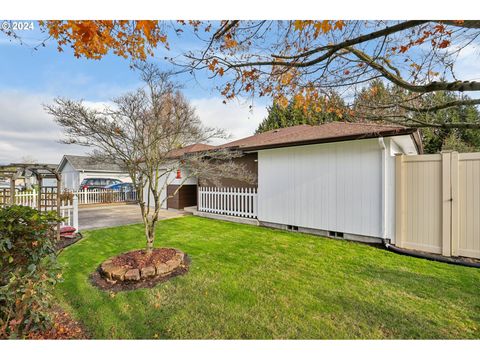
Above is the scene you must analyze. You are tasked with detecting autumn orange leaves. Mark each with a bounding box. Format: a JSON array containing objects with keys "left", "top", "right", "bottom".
[{"left": 39, "top": 20, "right": 167, "bottom": 60}]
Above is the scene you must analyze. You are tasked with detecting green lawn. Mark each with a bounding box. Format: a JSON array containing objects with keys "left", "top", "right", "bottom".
[{"left": 55, "top": 216, "right": 480, "bottom": 339}]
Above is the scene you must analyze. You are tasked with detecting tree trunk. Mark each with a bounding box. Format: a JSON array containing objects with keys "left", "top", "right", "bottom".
[
  {"left": 146, "top": 223, "right": 155, "bottom": 254},
  {"left": 138, "top": 198, "right": 153, "bottom": 254}
]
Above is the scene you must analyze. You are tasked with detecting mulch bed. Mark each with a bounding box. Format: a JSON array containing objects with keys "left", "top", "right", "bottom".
[
  {"left": 56, "top": 232, "right": 83, "bottom": 251},
  {"left": 25, "top": 306, "right": 89, "bottom": 339},
  {"left": 111, "top": 248, "right": 177, "bottom": 269},
  {"left": 91, "top": 252, "right": 190, "bottom": 292}
]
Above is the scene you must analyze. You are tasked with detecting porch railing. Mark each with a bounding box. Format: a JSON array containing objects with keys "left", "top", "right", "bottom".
[{"left": 198, "top": 187, "right": 257, "bottom": 218}]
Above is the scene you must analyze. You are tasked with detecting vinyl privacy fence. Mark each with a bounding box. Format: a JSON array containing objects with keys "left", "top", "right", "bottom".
[
  {"left": 198, "top": 187, "right": 258, "bottom": 218},
  {"left": 395, "top": 152, "right": 480, "bottom": 259}
]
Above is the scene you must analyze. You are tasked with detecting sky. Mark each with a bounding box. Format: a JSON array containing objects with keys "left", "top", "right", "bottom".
[
  {"left": 0, "top": 22, "right": 268, "bottom": 164},
  {"left": 1, "top": 21, "right": 479, "bottom": 165}
]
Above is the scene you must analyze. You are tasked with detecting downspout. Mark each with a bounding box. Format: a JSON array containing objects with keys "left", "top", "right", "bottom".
[
  {"left": 378, "top": 137, "right": 387, "bottom": 240},
  {"left": 383, "top": 240, "right": 480, "bottom": 268}
]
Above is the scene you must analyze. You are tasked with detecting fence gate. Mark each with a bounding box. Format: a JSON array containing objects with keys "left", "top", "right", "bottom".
[{"left": 396, "top": 152, "right": 480, "bottom": 259}]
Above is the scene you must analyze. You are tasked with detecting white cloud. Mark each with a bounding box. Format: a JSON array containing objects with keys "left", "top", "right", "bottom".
[
  {"left": 454, "top": 44, "right": 480, "bottom": 79},
  {"left": 453, "top": 43, "right": 480, "bottom": 99},
  {"left": 191, "top": 97, "right": 268, "bottom": 144},
  {"left": 0, "top": 90, "right": 269, "bottom": 165},
  {"left": 0, "top": 90, "right": 88, "bottom": 164}
]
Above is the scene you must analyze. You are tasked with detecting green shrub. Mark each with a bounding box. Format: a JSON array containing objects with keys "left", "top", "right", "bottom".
[{"left": 0, "top": 205, "right": 62, "bottom": 338}]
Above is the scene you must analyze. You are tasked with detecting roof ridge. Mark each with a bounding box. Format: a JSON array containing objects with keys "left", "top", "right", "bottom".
[
  {"left": 260, "top": 122, "right": 408, "bottom": 131},
  {"left": 338, "top": 122, "right": 408, "bottom": 128},
  {"left": 64, "top": 154, "right": 89, "bottom": 158},
  {"left": 213, "top": 121, "right": 416, "bottom": 151}
]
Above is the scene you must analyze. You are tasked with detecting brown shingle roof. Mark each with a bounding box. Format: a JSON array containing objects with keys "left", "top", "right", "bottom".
[
  {"left": 217, "top": 122, "right": 419, "bottom": 151},
  {"left": 166, "top": 123, "right": 421, "bottom": 157},
  {"left": 168, "top": 143, "right": 215, "bottom": 158}
]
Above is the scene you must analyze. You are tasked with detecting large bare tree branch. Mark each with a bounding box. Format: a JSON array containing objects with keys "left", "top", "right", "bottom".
[
  {"left": 181, "top": 20, "right": 480, "bottom": 129},
  {"left": 347, "top": 46, "right": 480, "bottom": 93}
]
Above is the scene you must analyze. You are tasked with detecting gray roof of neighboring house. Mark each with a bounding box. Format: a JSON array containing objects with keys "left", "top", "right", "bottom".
[{"left": 58, "top": 155, "right": 127, "bottom": 173}]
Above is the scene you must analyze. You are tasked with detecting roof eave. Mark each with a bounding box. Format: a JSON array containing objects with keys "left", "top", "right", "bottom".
[
  {"left": 230, "top": 128, "right": 417, "bottom": 152},
  {"left": 56, "top": 155, "right": 72, "bottom": 173},
  {"left": 77, "top": 169, "right": 128, "bottom": 173}
]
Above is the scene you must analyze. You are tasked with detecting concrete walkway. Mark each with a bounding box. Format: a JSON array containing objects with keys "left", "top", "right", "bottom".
[{"left": 79, "top": 204, "right": 184, "bottom": 231}]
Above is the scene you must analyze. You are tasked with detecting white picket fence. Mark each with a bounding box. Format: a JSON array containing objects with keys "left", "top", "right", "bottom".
[
  {"left": 8, "top": 187, "right": 137, "bottom": 207},
  {"left": 8, "top": 189, "right": 79, "bottom": 230},
  {"left": 59, "top": 196, "right": 79, "bottom": 229},
  {"left": 14, "top": 190, "right": 38, "bottom": 208},
  {"left": 74, "top": 188, "right": 138, "bottom": 205},
  {"left": 198, "top": 187, "right": 258, "bottom": 218}
]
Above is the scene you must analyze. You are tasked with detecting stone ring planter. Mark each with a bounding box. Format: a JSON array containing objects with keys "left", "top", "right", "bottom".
[{"left": 99, "top": 248, "right": 186, "bottom": 284}]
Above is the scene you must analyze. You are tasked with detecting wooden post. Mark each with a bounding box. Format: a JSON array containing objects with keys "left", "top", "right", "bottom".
[
  {"left": 37, "top": 176, "right": 42, "bottom": 212},
  {"left": 9, "top": 178, "right": 16, "bottom": 205},
  {"left": 56, "top": 175, "right": 62, "bottom": 243},
  {"left": 441, "top": 151, "right": 452, "bottom": 257},
  {"left": 395, "top": 155, "right": 405, "bottom": 247},
  {"left": 450, "top": 152, "right": 459, "bottom": 256}
]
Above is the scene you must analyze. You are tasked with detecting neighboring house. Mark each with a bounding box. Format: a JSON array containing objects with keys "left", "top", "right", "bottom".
[
  {"left": 57, "top": 155, "right": 131, "bottom": 190},
  {"left": 154, "top": 122, "right": 421, "bottom": 245}
]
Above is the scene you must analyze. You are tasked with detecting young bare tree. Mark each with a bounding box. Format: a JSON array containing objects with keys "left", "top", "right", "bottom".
[{"left": 45, "top": 64, "right": 254, "bottom": 253}]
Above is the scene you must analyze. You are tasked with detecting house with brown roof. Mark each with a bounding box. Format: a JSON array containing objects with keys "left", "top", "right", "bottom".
[{"left": 155, "top": 122, "right": 421, "bottom": 244}]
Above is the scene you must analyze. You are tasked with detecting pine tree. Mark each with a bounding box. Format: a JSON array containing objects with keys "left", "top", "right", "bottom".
[
  {"left": 353, "top": 81, "right": 480, "bottom": 154},
  {"left": 421, "top": 92, "right": 480, "bottom": 153},
  {"left": 256, "top": 93, "right": 346, "bottom": 133}
]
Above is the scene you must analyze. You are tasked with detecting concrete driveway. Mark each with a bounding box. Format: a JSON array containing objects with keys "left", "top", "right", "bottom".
[{"left": 79, "top": 204, "right": 184, "bottom": 231}]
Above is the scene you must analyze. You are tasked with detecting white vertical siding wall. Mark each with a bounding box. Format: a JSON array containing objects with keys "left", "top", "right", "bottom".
[
  {"left": 258, "top": 138, "right": 395, "bottom": 239},
  {"left": 60, "top": 162, "right": 79, "bottom": 190},
  {"left": 144, "top": 171, "right": 169, "bottom": 210}
]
